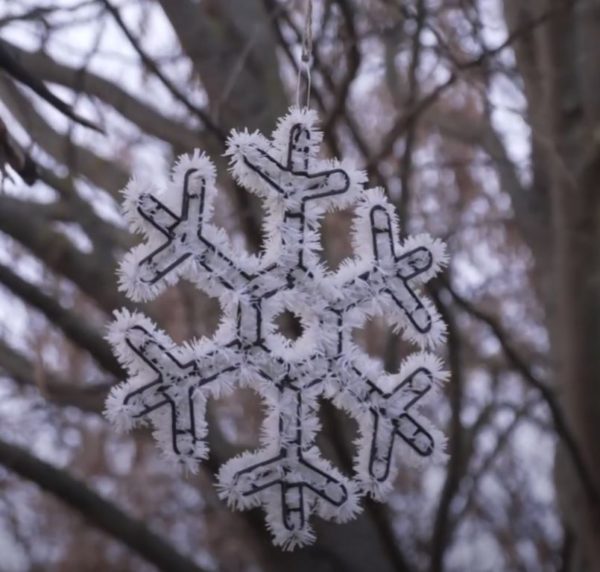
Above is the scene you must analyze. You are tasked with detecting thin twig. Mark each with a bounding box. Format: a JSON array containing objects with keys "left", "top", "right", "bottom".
[
  {"left": 100, "top": 0, "right": 225, "bottom": 142},
  {"left": 322, "top": 0, "right": 361, "bottom": 134},
  {"left": 429, "top": 292, "right": 465, "bottom": 572},
  {"left": 397, "top": 0, "right": 425, "bottom": 236},
  {"left": 443, "top": 278, "right": 600, "bottom": 505},
  {"left": 368, "top": 0, "right": 577, "bottom": 170}
]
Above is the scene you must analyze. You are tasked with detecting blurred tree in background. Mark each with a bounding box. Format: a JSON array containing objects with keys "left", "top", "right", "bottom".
[{"left": 0, "top": 0, "right": 597, "bottom": 570}]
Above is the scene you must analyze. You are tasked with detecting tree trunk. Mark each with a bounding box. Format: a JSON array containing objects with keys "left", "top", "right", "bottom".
[{"left": 505, "top": 0, "right": 600, "bottom": 568}]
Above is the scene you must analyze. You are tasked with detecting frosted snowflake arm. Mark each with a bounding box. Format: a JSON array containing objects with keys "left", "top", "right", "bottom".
[
  {"left": 383, "top": 236, "right": 447, "bottom": 347},
  {"left": 105, "top": 310, "right": 238, "bottom": 469},
  {"left": 337, "top": 189, "right": 448, "bottom": 347},
  {"left": 332, "top": 352, "right": 447, "bottom": 499},
  {"left": 365, "top": 197, "right": 447, "bottom": 285},
  {"left": 218, "top": 383, "right": 361, "bottom": 549},
  {"left": 119, "top": 152, "right": 255, "bottom": 302},
  {"left": 226, "top": 128, "right": 350, "bottom": 204}
]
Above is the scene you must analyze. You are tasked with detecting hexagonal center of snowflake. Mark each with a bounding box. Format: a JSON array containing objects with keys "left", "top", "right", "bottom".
[
  {"left": 274, "top": 309, "right": 303, "bottom": 341},
  {"left": 263, "top": 291, "right": 319, "bottom": 362}
]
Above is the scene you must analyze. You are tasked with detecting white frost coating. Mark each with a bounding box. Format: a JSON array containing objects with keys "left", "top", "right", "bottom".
[{"left": 105, "top": 107, "right": 449, "bottom": 549}]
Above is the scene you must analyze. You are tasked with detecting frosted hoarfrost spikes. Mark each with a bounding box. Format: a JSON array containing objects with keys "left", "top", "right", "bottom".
[{"left": 106, "top": 107, "right": 449, "bottom": 549}]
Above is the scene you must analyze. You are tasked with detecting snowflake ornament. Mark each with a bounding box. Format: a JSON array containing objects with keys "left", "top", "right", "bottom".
[{"left": 106, "top": 107, "right": 449, "bottom": 550}]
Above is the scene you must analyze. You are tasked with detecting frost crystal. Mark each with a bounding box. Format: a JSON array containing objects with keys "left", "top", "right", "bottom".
[{"left": 106, "top": 107, "right": 449, "bottom": 549}]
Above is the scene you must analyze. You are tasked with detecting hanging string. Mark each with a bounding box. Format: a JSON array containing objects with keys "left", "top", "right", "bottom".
[{"left": 295, "top": 0, "right": 313, "bottom": 109}]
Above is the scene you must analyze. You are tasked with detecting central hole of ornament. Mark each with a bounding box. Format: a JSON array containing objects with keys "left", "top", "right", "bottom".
[{"left": 274, "top": 310, "right": 303, "bottom": 341}]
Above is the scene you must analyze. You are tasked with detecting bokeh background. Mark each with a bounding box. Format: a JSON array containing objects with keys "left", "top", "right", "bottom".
[{"left": 0, "top": 0, "right": 597, "bottom": 570}]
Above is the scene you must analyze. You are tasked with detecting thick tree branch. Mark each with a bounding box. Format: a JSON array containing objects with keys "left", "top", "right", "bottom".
[
  {"left": 99, "top": 0, "right": 224, "bottom": 143},
  {"left": 0, "top": 262, "right": 121, "bottom": 376},
  {"left": 0, "top": 195, "right": 126, "bottom": 313},
  {"left": 0, "top": 437, "right": 205, "bottom": 572},
  {"left": 36, "top": 164, "right": 130, "bottom": 251},
  {"left": 157, "top": 0, "right": 287, "bottom": 132},
  {"left": 0, "top": 76, "right": 128, "bottom": 197},
  {"left": 0, "top": 339, "right": 108, "bottom": 413},
  {"left": 0, "top": 38, "right": 101, "bottom": 132},
  {"left": 0, "top": 39, "right": 203, "bottom": 151}
]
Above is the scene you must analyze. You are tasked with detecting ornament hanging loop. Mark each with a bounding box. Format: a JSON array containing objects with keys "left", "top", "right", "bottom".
[{"left": 296, "top": 0, "right": 313, "bottom": 109}]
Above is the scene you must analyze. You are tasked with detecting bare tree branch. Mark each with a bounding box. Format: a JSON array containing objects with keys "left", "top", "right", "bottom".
[
  {"left": 0, "top": 194, "right": 126, "bottom": 313},
  {"left": 0, "top": 38, "right": 101, "bottom": 132},
  {"left": 320, "top": 402, "right": 414, "bottom": 572},
  {"left": 99, "top": 0, "right": 225, "bottom": 143},
  {"left": 368, "top": 0, "right": 576, "bottom": 171},
  {"left": 0, "top": 262, "right": 121, "bottom": 376},
  {"left": 443, "top": 279, "right": 600, "bottom": 505},
  {"left": 0, "top": 437, "right": 206, "bottom": 572},
  {"left": 0, "top": 339, "right": 108, "bottom": 413},
  {"left": 451, "top": 397, "right": 540, "bottom": 528},
  {"left": 0, "top": 76, "right": 128, "bottom": 197},
  {"left": 429, "top": 294, "right": 464, "bottom": 572},
  {"left": 322, "top": 0, "right": 361, "bottom": 134},
  {"left": 0, "top": 115, "right": 37, "bottom": 184},
  {"left": 157, "top": 0, "right": 287, "bottom": 132},
  {"left": 1, "top": 39, "right": 203, "bottom": 151},
  {"left": 396, "top": 0, "right": 425, "bottom": 235},
  {"left": 36, "top": 164, "right": 130, "bottom": 251}
]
